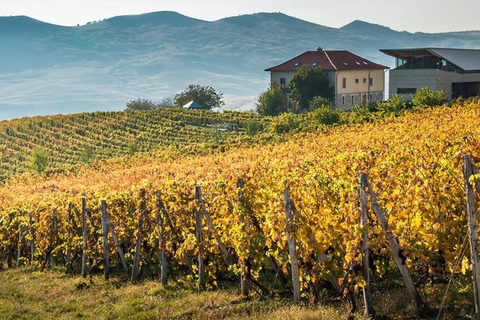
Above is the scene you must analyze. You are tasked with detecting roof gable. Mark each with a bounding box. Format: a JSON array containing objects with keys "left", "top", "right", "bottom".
[{"left": 265, "top": 49, "right": 388, "bottom": 72}]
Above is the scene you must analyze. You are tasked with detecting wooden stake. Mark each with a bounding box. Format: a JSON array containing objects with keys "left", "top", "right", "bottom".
[
  {"left": 106, "top": 213, "right": 128, "bottom": 275},
  {"left": 28, "top": 213, "right": 34, "bottom": 263},
  {"left": 195, "top": 186, "right": 205, "bottom": 292},
  {"left": 156, "top": 191, "right": 168, "bottom": 285},
  {"left": 132, "top": 189, "right": 146, "bottom": 283},
  {"left": 16, "top": 224, "right": 23, "bottom": 268},
  {"left": 365, "top": 177, "right": 423, "bottom": 311},
  {"left": 81, "top": 197, "right": 87, "bottom": 278},
  {"left": 101, "top": 200, "right": 109, "bottom": 280},
  {"left": 66, "top": 203, "right": 72, "bottom": 268},
  {"left": 464, "top": 155, "right": 480, "bottom": 320},
  {"left": 284, "top": 185, "right": 300, "bottom": 305},
  {"left": 359, "top": 174, "right": 375, "bottom": 317},
  {"left": 237, "top": 178, "right": 249, "bottom": 296}
]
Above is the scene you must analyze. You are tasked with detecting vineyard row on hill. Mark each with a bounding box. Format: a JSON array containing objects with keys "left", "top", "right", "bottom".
[{"left": 0, "top": 108, "right": 273, "bottom": 179}]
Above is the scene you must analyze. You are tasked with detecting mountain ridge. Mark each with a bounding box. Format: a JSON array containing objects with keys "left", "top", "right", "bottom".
[{"left": 1, "top": 11, "right": 480, "bottom": 120}]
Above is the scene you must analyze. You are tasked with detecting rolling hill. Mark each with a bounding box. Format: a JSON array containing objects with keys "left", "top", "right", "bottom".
[{"left": 1, "top": 11, "right": 480, "bottom": 120}]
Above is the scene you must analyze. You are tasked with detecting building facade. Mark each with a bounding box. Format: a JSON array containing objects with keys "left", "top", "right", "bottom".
[
  {"left": 265, "top": 48, "right": 388, "bottom": 110},
  {"left": 381, "top": 48, "right": 480, "bottom": 100}
]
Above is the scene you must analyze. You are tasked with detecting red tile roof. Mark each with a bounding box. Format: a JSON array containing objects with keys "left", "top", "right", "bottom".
[{"left": 265, "top": 48, "right": 389, "bottom": 72}]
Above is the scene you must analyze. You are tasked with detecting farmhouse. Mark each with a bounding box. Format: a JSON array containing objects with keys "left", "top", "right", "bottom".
[
  {"left": 265, "top": 48, "right": 388, "bottom": 109},
  {"left": 381, "top": 48, "right": 480, "bottom": 100}
]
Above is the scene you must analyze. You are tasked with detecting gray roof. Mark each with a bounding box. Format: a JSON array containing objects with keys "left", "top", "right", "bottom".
[
  {"left": 182, "top": 101, "right": 206, "bottom": 109},
  {"left": 380, "top": 48, "right": 480, "bottom": 72}
]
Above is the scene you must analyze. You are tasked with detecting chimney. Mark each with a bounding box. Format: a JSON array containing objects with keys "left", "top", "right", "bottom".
[{"left": 317, "top": 47, "right": 323, "bottom": 51}]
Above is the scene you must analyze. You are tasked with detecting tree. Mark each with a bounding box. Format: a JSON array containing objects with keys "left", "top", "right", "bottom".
[
  {"left": 256, "top": 84, "right": 289, "bottom": 116},
  {"left": 125, "top": 98, "right": 157, "bottom": 110},
  {"left": 174, "top": 85, "right": 224, "bottom": 109},
  {"left": 289, "top": 65, "right": 334, "bottom": 109},
  {"left": 30, "top": 149, "right": 48, "bottom": 174}
]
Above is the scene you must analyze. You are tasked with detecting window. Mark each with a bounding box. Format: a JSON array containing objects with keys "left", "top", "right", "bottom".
[
  {"left": 397, "top": 88, "right": 417, "bottom": 94},
  {"left": 294, "top": 62, "right": 300, "bottom": 67},
  {"left": 355, "top": 79, "right": 359, "bottom": 84},
  {"left": 343, "top": 62, "right": 349, "bottom": 66},
  {"left": 369, "top": 78, "right": 373, "bottom": 86},
  {"left": 312, "top": 62, "right": 318, "bottom": 67},
  {"left": 342, "top": 77, "right": 346, "bottom": 89},
  {"left": 280, "top": 78, "right": 286, "bottom": 87},
  {"left": 363, "top": 78, "right": 366, "bottom": 83},
  {"left": 351, "top": 95, "right": 354, "bottom": 104},
  {"left": 342, "top": 96, "right": 345, "bottom": 105}
]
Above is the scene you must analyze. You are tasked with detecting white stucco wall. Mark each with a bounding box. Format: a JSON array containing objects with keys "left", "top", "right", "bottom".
[{"left": 389, "top": 69, "right": 480, "bottom": 100}]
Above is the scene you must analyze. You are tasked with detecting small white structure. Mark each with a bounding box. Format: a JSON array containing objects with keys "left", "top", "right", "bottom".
[
  {"left": 182, "top": 101, "right": 206, "bottom": 109},
  {"left": 381, "top": 48, "right": 480, "bottom": 100}
]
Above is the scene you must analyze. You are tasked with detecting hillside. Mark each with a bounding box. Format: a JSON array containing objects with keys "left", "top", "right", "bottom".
[
  {"left": 1, "top": 11, "right": 480, "bottom": 119},
  {"left": 0, "top": 108, "right": 271, "bottom": 180},
  {"left": 0, "top": 100, "right": 480, "bottom": 317}
]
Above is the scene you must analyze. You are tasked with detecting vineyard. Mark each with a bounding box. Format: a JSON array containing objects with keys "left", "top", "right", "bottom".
[
  {"left": 1, "top": 99, "right": 480, "bottom": 318},
  {"left": 0, "top": 108, "right": 272, "bottom": 179}
]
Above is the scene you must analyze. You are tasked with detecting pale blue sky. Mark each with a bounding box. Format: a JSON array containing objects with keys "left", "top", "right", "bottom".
[{"left": 1, "top": 0, "right": 479, "bottom": 33}]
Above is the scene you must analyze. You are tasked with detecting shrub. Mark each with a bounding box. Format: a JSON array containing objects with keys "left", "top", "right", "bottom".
[
  {"left": 411, "top": 87, "right": 447, "bottom": 108},
  {"left": 126, "top": 98, "right": 157, "bottom": 110},
  {"left": 310, "top": 105, "right": 341, "bottom": 125},
  {"left": 375, "top": 94, "right": 406, "bottom": 116},
  {"left": 308, "top": 96, "right": 331, "bottom": 111},
  {"left": 270, "top": 113, "right": 301, "bottom": 134},
  {"left": 245, "top": 120, "right": 263, "bottom": 135},
  {"left": 30, "top": 149, "right": 48, "bottom": 174},
  {"left": 349, "top": 105, "right": 373, "bottom": 124}
]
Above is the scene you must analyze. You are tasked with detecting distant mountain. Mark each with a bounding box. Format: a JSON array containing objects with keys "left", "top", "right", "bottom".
[{"left": 1, "top": 11, "right": 479, "bottom": 120}]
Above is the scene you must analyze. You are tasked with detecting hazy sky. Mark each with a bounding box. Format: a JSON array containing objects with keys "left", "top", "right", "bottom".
[{"left": 1, "top": 0, "right": 479, "bottom": 33}]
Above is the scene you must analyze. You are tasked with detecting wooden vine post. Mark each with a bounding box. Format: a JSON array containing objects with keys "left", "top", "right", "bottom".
[
  {"left": 132, "top": 189, "right": 146, "bottom": 283},
  {"left": 284, "top": 183, "right": 300, "bottom": 305},
  {"left": 195, "top": 186, "right": 205, "bottom": 292},
  {"left": 81, "top": 197, "right": 87, "bottom": 278},
  {"left": 365, "top": 177, "right": 423, "bottom": 312},
  {"left": 66, "top": 203, "right": 72, "bottom": 267},
  {"left": 156, "top": 191, "right": 168, "bottom": 285},
  {"left": 464, "top": 154, "right": 480, "bottom": 320},
  {"left": 100, "top": 200, "right": 109, "bottom": 280},
  {"left": 359, "top": 174, "right": 375, "bottom": 317},
  {"left": 106, "top": 213, "right": 129, "bottom": 275},
  {"left": 28, "top": 213, "right": 34, "bottom": 263},
  {"left": 237, "top": 178, "right": 249, "bottom": 296},
  {"left": 16, "top": 223, "right": 23, "bottom": 268}
]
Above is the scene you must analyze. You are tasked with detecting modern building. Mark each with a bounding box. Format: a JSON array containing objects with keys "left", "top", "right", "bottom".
[
  {"left": 265, "top": 48, "right": 388, "bottom": 110},
  {"left": 381, "top": 48, "right": 480, "bottom": 100}
]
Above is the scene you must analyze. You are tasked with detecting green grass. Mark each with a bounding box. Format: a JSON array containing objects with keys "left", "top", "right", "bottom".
[
  {"left": 0, "top": 267, "right": 477, "bottom": 319},
  {"left": 0, "top": 268, "right": 365, "bottom": 320}
]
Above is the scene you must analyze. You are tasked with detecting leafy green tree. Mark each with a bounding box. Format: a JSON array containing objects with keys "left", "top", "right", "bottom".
[
  {"left": 290, "top": 65, "right": 334, "bottom": 109},
  {"left": 174, "top": 85, "right": 224, "bottom": 109},
  {"left": 30, "top": 149, "right": 48, "bottom": 174},
  {"left": 411, "top": 87, "right": 447, "bottom": 108},
  {"left": 256, "top": 84, "right": 289, "bottom": 116},
  {"left": 125, "top": 98, "right": 157, "bottom": 110}
]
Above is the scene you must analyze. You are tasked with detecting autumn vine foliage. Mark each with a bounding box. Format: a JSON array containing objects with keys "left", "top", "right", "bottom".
[{"left": 1, "top": 99, "right": 480, "bottom": 299}]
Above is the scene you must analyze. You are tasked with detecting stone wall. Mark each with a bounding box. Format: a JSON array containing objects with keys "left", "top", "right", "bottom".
[{"left": 335, "top": 91, "right": 384, "bottom": 110}]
